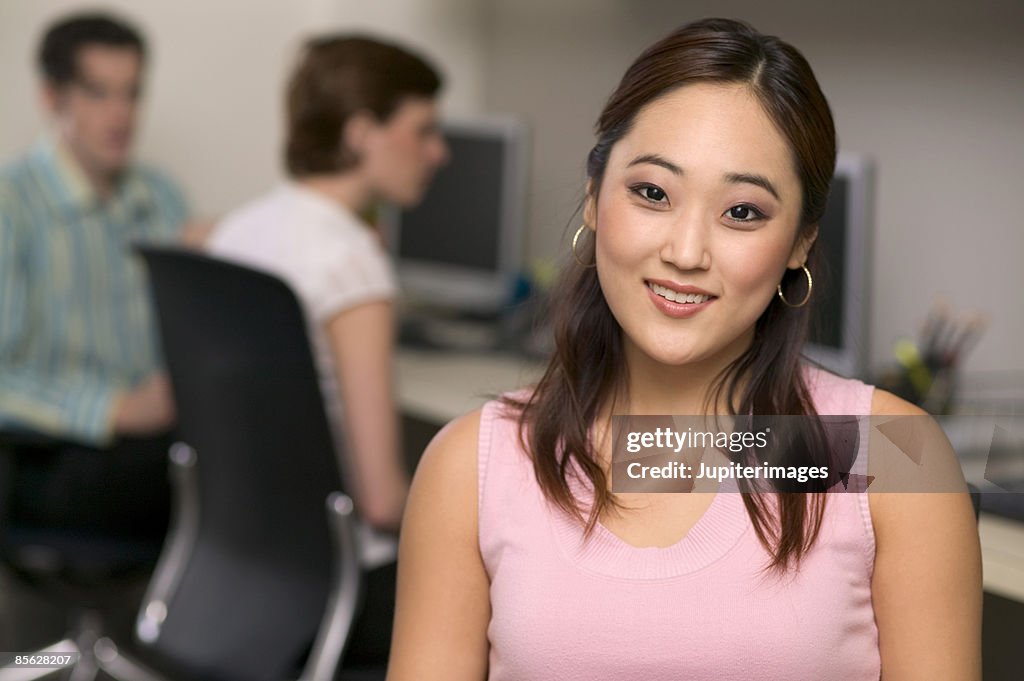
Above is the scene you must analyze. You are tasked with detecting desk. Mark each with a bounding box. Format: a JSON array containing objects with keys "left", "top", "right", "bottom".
[
  {"left": 395, "top": 348, "right": 1024, "bottom": 603},
  {"left": 396, "top": 349, "right": 545, "bottom": 424},
  {"left": 980, "top": 514, "right": 1024, "bottom": 602}
]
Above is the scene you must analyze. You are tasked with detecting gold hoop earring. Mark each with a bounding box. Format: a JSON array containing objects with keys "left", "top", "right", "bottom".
[
  {"left": 777, "top": 264, "right": 813, "bottom": 308},
  {"left": 572, "top": 223, "right": 596, "bottom": 268}
]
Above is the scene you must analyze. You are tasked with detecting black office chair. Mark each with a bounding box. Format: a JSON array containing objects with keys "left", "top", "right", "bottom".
[
  {"left": 77, "top": 245, "right": 375, "bottom": 681},
  {"left": 0, "top": 430, "right": 171, "bottom": 681}
]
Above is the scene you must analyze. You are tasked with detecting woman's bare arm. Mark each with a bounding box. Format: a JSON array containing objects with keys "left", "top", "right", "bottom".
[
  {"left": 869, "top": 389, "right": 982, "bottom": 680},
  {"left": 325, "top": 300, "right": 408, "bottom": 529},
  {"left": 387, "top": 409, "right": 491, "bottom": 681}
]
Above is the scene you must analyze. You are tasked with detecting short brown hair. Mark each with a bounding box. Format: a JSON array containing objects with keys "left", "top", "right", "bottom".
[
  {"left": 284, "top": 35, "right": 442, "bottom": 177},
  {"left": 39, "top": 12, "right": 146, "bottom": 87}
]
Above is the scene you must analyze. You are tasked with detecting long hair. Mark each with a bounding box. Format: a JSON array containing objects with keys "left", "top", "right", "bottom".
[{"left": 504, "top": 18, "right": 838, "bottom": 571}]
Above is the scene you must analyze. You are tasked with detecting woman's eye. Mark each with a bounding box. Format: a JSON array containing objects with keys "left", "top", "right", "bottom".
[
  {"left": 631, "top": 184, "right": 668, "bottom": 204},
  {"left": 725, "top": 204, "right": 766, "bottom": 222}
]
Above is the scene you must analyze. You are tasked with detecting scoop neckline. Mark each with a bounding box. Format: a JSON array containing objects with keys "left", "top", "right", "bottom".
[{"left": 548, "top": 469, "right": 750, "bottom": 580}]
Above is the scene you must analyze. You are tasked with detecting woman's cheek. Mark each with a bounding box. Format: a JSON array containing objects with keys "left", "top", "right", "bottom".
[
  {"left": 718, "top": 239, "right": 789, "bottom": 298},
  {"left": 597, "top": 215, "right": 665, "bottom": 267}
]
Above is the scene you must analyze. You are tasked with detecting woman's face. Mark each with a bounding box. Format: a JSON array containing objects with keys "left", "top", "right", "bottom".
[
  {"left": 360, "top": 97, "right": 449, "bottom": 208},
  {"left": 588, "top": 83, "right": 812, "bottom": 371}
]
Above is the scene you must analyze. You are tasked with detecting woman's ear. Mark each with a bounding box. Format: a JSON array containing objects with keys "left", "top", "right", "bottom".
[
  {"left": 342, "top": 110, "right": 376, "bottom": 162},
  {"left": 788, "top": 224, "right": 818, "bottom": 268},
  {"left": 583, "top": 179, "right": 597, "bottom": 231}
]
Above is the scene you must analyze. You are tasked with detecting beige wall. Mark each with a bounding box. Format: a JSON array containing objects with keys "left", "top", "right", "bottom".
[
  {"left": 0, "top": 0, "right": 487, "bottom": 215},
  {"left": 1, "top": 0, "right": 1021, "bottom": 376},
  {"left": 483, "top": 0, "right": 1024, "bottom": 376}
]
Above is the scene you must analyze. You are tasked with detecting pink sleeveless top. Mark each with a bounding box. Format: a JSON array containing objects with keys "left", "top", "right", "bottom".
[{"left": 477, "top": 366, "right": 880, "bottom": 681}]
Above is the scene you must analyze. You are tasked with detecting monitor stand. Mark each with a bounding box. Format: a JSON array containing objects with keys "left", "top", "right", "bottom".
[{"left": 398, "top": 309, "right": 502, "bottom": 353}]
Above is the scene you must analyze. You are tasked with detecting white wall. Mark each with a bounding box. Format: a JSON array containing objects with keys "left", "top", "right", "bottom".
[
  {"left": 482, "top": 0, "right": 1024, "bottom": 376},
  {"left": 0, "top": 0, "right": 488, "bottom": 215}
]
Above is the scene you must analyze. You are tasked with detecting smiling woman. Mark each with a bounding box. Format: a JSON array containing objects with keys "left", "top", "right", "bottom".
[
  {"left": 586, "top": 83, "right": 812, "bottom": 373},
  {"left": 387, "top": 17, "right": 981, "bottom": 681}
]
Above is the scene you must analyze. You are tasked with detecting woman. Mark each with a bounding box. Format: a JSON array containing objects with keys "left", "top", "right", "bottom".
[
  {"left": 387, "top": 18, "right": 981, "bottom": 681},
  {"left": 207, "top": 34, "right": 448, "bottom": 664}
]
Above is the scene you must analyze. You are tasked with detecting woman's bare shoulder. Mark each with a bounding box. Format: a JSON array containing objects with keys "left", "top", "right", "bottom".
[
  {"left": 867, "top": 388, "right": 974, "bottom": 538},
  {"left": 869, "top": 387, "right": 928, "bottom": 417},
  {"left": 402, "top": 406, "right": 488, "bottom": 547}
]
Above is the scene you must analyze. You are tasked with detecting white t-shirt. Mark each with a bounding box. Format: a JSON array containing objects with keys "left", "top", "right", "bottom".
[{"left": 207, "top": 182, "right": 398, "bottom": 567}]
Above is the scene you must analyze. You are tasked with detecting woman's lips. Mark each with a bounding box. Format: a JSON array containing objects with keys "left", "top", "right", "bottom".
[{"left": 645, "top": 281, "right": 717, "bottom": 319}]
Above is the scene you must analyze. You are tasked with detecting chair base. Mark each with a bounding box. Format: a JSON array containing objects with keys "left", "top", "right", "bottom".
[{"left": 0, "top": 613, "right": 170, "bottom": 681}]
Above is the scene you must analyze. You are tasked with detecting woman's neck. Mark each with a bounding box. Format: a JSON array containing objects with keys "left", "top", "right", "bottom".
[{"left": 297, "top": 173, "right": 373, "bottom": 215}]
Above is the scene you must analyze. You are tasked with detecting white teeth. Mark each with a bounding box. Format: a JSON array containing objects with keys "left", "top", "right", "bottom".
[{"left": 649, "top": 283, "right": 710, "bottom": 304}]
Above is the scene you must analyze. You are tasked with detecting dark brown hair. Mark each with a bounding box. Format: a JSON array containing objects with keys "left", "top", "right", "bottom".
[
  {"left": 39, "top": 13, "right": 146, "bottom": 87},
  {"left": 506, "top": 18, "right": 838, "bottom": 571},
  {"left": 284, "top": 35, "right": 442, "bottom": 177}
]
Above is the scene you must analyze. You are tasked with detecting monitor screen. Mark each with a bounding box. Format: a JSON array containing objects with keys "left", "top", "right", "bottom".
[
  {"left": 386, "top": 119, "right": 527, "bottom": 313},
  {"left": 803, "top": 154, "right": 874, "bottom": 378},
  {"left": 810, "top": 175, "right": 849, "bottom": 351},
  {"left": 397, "top": 134, "right": 505, "bottom": 271}
]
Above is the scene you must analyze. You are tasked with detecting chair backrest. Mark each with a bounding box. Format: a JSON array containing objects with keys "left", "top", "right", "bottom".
[{"left": 136, "top": 245, "right": 350, "bottom": 681}]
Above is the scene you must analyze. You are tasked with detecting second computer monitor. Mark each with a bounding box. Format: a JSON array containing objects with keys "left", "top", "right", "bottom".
[
  {"left": 803, "top": 153, "right": 875, "bottom": 378},
  {"left": 385, "top": 118, "right": 527, "bottom": 314}
]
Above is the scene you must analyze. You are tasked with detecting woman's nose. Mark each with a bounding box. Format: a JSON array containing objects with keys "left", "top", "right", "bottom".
[{"left": 660, "top": 213, "right": 711, "bottom": 271}]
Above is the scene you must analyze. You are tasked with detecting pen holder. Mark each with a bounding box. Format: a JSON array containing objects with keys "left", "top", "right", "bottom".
[
  {"left": 920, "top": 365, "right": 958, "bottom": 415},
  {"left": 876, "top": 352, "right": 958, "bottom": 415}
]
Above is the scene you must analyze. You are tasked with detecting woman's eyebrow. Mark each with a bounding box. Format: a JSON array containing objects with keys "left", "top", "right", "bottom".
[
  {"left": 627, "top": 154, "right": 782, "bottom": 203},
  {"left": 627, "top": 153, "right": 682, "bottom": 175},
  {"left": 724, "top": 172, "right": 781, "bottom": 201}
]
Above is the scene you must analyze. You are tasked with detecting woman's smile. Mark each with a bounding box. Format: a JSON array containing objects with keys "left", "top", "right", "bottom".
[{"left": 644, "top": 279, "right": 718, "bottom": 319}]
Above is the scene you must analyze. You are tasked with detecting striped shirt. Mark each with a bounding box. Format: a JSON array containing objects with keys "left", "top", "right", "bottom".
[{"left": 0, "top": 138, "right": 188, "bottom": 445}]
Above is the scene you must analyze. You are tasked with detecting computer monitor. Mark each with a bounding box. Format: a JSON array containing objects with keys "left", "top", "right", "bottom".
[
  {"left": 384, "top": 118, "right": 528, "bottom": 314},
  {"left": 803, "top": 153, "right": 875, "bottom": 379}
]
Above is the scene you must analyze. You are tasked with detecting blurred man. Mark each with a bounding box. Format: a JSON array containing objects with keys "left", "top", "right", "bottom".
[{"left": 0, "top": 13, "right": 188, "bottom": 537}]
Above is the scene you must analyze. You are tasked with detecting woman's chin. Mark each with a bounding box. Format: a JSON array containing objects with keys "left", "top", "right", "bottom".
[{"left": 636, "top": 344, "right": 708, "bottom": 368}]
